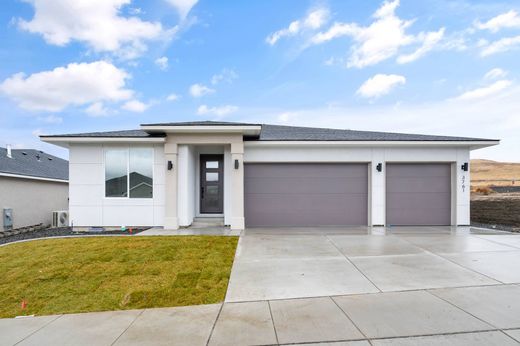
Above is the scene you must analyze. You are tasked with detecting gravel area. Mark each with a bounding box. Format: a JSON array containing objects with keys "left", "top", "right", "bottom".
[
  {"left": 0, "top": 227, "right": 149, "bottom": 245},
  {"left": 471, "top": 222, "right": 520, "bottom": 233}
]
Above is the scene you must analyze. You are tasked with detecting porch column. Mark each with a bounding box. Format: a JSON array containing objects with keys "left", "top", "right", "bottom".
[
  {"left": 164, "top": 141, "right": 179, "bottom": 229},
  {"left": 230, "top": 141, "right": 245, "bottom": 230}
]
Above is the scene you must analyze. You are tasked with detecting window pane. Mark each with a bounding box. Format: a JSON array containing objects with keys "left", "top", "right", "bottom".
[
  {"left": 129, "top": 148, "right": 153, "bottom": 198},
  {"left": 205, "top": 186, "right": 219, "bottom": 208},
  {"left": 206, "top": 161, "right": 219, "bottom": 169},
  {"left": 206, "top": 172, "right": 218, "bottom": 182},
  {"left": 105, "top": 149, "right": 128, "bottom": 197}
]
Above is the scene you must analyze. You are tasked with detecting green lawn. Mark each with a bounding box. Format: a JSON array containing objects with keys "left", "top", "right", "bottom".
[{"left": 0, "top": 236, "right": 238, "bottom": 318}]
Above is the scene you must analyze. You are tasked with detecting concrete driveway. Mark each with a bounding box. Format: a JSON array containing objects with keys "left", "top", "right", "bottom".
[
  {"left": 226, "top": 226, "right": 519, "bottom": 302},
  {"left": 3, "top": 226, "right": 520, "bottom": 345}
]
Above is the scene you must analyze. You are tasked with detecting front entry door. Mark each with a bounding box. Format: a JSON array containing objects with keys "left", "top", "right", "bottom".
[{"left": 200, "top": 154, "right": 224, "bottom": 214}]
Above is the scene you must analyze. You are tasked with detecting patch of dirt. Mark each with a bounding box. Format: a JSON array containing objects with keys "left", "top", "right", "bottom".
[{"left": 471, "top": 194, "right": 520, "bottom": 230}]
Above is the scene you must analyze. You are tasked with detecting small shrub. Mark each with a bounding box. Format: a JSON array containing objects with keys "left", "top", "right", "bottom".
[{"left": 475, "top": 186, "right": 493, "bottom": 195}]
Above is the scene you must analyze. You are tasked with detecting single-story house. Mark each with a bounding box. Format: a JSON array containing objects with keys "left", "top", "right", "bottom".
[
  {"left": 0, "top": 146, "right": 68, "bottom": 230},
  {"left": 40, "top": 121, "right": 499, "bottom": 230}
]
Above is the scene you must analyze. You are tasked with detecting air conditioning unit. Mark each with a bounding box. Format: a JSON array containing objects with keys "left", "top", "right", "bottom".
[{"left": 52, "top": 210, "right": 69, "bottom": 228}]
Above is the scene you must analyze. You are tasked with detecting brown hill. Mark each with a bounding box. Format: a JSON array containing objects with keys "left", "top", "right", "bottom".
[{"left": 471, "top": 159, "right": 520, "bottom": 187}]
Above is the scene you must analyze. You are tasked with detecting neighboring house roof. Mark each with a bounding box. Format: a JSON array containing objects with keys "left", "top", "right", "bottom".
[
  {"left": 39, "top": 120, "right": 497, "bottom": 142},
  {"left": 0, "top": 148, "right": 68, "bottom": 181}
]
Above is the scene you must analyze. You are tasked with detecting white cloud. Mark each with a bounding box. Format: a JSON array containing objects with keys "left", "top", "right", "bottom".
[
  {"left": 165, "top": 0, "right": 198, "bottom": 20},
  {"left": 18, "top": 0, "right": 168, "bottom": 59},
  {"left": 454, "top": 80, "right": 512, "bottom": 101},
  {"left": 357, "top": 74, "right": 406, "bottom": 98},
  {"left": 121, "top": 100, "right": 149, "bottom": 112},
  {"left": 211, "top": 69, "right": 238, "bottom": 85},
  {"left": 310, "top": 0, "right": 444, "bottom": 68},
  {"left": 397, "top": 28, "right": 445, "bottom": 64},
  {"left": 155, "top": 56, "right": 168, "bottom": 70},
  {"left": 266, "top": 7, "right": 329, "bottom": 45},
  {"left": 166, "top": 93, "right": 180, "bottom": 101},
  {"left": 303, "top": 8, "right": 329, "bottom": 29},
  {"left": 0, "top": 61, "right": 133, "bottom": 112},
  {"left": 197, "top": 104, "right": 238, "bottom": 116},
  {"left": 189, "top": 83, "right": 215, "bottom": 97},
  {"left": 37, "top": 114, "right": 63, "bottom": 124},
  {"left": 484, "top": 68, "right": 508, "bottom": 80},
  {"left": 480, "top": 35, "right": 520, "bottom": 56},
  {"left": 85, "top": 102, "right": 110, "bottom": 116},
  {"left": 277, "top": 112, "right": 299, "bottom": 124},
  {"left": 475, "top": 10, "right": 520, "bottom": 33}
]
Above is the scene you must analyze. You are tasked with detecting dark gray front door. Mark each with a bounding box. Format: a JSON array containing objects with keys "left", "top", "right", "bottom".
[
  {"left": 244, "top": 163, "right": 368, "bottom": 227},
  {"left": 200, "top": 155, "right": 224, "bottom": 214},
  {"left": 386, "top": 163, "right": 452, "bottom": 226}
]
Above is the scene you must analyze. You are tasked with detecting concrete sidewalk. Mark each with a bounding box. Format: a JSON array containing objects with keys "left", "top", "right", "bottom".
[
  {"left": 3, "top": 227, "right": 520, "bottom": 345},
  {"left": 2, "top": 285, "right": 520, "bottom": 345}
]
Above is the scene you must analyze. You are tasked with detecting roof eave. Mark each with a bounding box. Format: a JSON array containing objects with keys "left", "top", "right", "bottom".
[
  {"left": 244, "top": 140, "right": 500, "bottom": 149},
  {"left": 40, "top": 136, "right": 166, "bottom": 148},
  {"left": 0, "top": 172, "right": 68, "bottom": 183}
]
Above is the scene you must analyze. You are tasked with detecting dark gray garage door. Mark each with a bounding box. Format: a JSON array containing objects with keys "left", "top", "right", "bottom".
[
  {"left": 386, "top": 163, "right": 451, "bottom": 226},
  {"left": 244, "top": 163, "right": 368, "bottom": 227}
]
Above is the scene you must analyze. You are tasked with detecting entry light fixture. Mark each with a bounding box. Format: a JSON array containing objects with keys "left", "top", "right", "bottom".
[
  {"left": 167, "top": 160, "right": 174, "bottom": 171},
  {"left": 234, "top": 159, "right": 240, "bottom": 169},
  {"left": 461, "top": 162, "right": 468, "bottom": 172},
  {"left": 376, "top": 163, "right": 383, "bottom": 172}
]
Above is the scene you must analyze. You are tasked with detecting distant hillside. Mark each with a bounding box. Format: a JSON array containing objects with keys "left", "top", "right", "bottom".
[{"left": 471, "top": 159, "right": 520, "bottom": 187}]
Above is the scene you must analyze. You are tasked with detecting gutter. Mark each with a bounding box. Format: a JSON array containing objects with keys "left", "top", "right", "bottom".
[{"left": 0, "top": 172, "right": 68, "bottom": 183}]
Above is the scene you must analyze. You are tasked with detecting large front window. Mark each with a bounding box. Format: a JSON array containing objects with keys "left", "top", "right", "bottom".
[{"left": 105, "top": 148, "right": 153, "bottom": 198}]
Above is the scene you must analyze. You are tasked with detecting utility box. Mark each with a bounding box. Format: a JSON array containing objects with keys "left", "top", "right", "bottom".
[{"left": 3, "top": 208, "right": 13, "bottom": 230}]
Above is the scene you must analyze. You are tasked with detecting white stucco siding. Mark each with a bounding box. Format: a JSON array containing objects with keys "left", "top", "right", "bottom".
[
  {"left": 244, "top": 144, "right": 472, "bottom": 226},
  {"left": 68, "top": 143, "right": 165, "bottom": 227}
]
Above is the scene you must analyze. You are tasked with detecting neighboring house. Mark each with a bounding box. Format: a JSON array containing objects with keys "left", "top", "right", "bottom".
[
  {"left": 40, "top": 121, "right": 499, "bottom": 230},
  {"left": 0, "top": 146, "right": 68, "bottom": 229}
]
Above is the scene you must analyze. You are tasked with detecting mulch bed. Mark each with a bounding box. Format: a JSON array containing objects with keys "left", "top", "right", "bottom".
[{"left": 0, "top": 227, "right": 149, "bottom": 245}]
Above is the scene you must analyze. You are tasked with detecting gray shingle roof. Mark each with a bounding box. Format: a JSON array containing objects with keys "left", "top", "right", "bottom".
[
  {"left": 0, "top": 148, "right": 68, "bottom": 181},
  {"left": 40, "top": 121, "right": 497, "bottom": 142},
  {"left": 256, "top": 124, "right": 495, "bottom": 141},
  {"left": 141, "top": 120, "right": 260, "bottom": 126}
]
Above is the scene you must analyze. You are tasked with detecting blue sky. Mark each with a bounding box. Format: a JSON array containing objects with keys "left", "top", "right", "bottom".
[{"left": 1, "top": 0, "right": 519, "bottom": 161}]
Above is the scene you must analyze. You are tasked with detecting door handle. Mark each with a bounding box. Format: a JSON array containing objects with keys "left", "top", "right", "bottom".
[{"left": 201, "top": 187, "right": 204, "bottom": 199}]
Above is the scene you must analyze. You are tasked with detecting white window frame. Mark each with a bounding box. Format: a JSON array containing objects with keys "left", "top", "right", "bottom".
[{"left": 103, "top": 146, "right": 155, "bottom": 200}]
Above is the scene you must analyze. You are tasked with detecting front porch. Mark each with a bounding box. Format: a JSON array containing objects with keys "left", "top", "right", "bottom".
[{"left": 149, "top": 125, "right": 261, "bottom": 231}]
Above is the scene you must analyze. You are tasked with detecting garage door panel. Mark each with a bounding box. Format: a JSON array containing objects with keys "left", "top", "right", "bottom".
[
  {"left": 386, "top": 192, "right": 451, "bottom": 209},
  {"left": 245, "top": 163, "right": 368, "bottom": 227},
  {"left": 245, "top": 177, "right": 368, "bottom": 194},
  {"left": 386, "top": 177, "right": 451, "bottom": 193},
  {"left": 246, "top": 194, "right": 367, "bottom": 213},
  {"left": 386, "top": 163, "right": 451, "bottom": 226},
  {"left": 386, "top": 164, "right": 451, "bottom": 178},
  {"left": 244, "top": 164, "right": 367, "bottom": 178},
  {"left": 386, "top": 208, "right": 452, "bottom": 226}
]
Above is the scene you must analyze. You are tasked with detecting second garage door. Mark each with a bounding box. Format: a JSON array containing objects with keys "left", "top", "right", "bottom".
[
  {"left": 386, "top": 163, "right": 452, "bottom": 226},
  {"left": 244, "top": 163, "right": 368, "bottom": 227}
]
